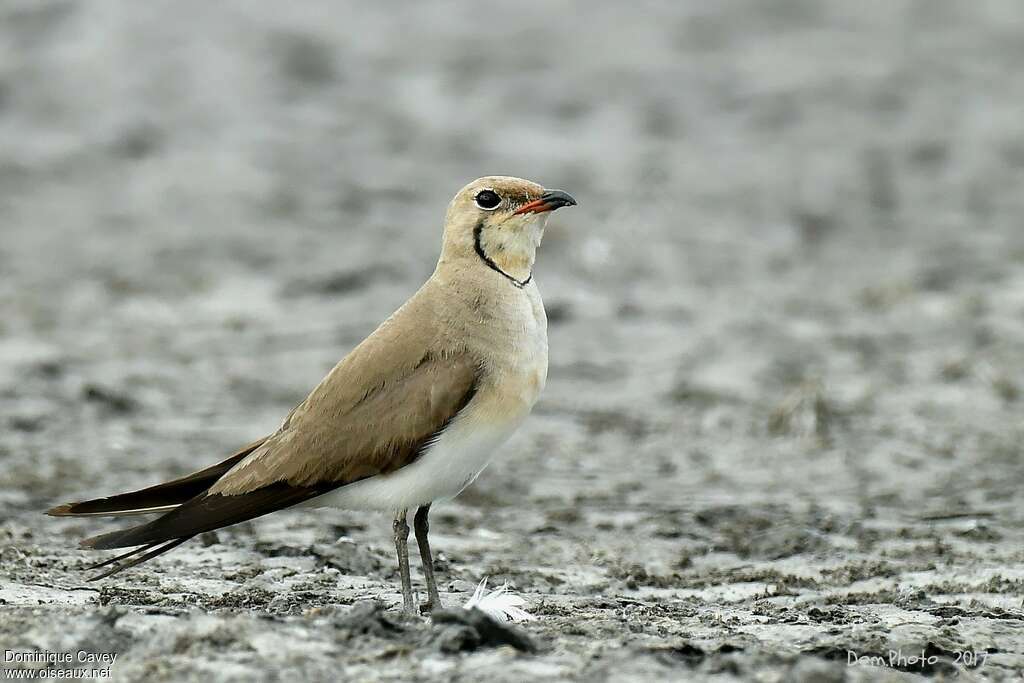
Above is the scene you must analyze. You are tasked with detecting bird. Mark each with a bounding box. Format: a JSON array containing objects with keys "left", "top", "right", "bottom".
[{"left": 47, "top": 176, "right": 577, "bottom": 615}]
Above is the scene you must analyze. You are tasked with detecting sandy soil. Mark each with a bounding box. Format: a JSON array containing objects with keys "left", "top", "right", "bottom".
[{"left": 3, "top": 1, "right": 1024, "bottom": 680}]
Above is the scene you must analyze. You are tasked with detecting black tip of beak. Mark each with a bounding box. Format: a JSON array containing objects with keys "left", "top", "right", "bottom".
[
  {"left": 512, "top": 189, "right": 578, "bottom": 215},
  {"left": 542, "top": 189, "right": 577, "bottom": 209}
]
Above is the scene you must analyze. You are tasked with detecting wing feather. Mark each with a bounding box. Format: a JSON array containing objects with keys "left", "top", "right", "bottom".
[
  {"left": 79, "top": 345, "right": 479, "bottom": 555},
  {"left": 47, "top": 437, "right": 268, "bottom": 517}
]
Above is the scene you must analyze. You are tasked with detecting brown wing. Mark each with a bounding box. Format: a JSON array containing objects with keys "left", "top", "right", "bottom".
[
  {"left": 212, "top": 350, "right": 480, "bottom": 494},
  {"left": 81, "top": 339, "right": 480, "bottom": 557},
  {"left": 47, "top": 438, "right": 268, "bottom": 517}
]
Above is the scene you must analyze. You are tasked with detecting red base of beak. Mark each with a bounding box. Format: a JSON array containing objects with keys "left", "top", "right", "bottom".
[{"left": 513, "top": 190, "right": 578, "bottom": 215}]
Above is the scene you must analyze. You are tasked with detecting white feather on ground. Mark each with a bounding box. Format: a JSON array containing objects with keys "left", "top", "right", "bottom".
[{"left": 463, "top": 578, "right": 536, "bottom": 623}]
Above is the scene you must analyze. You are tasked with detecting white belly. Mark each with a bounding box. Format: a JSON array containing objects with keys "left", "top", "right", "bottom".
[{"left": 305, "top": 409, "right": 527, "bottom": 512}]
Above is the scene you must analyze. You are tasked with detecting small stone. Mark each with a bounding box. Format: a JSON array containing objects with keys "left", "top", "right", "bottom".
[
  {"left": 436, "top": 625, "right": 480, "bottom": 654},
  {"left": 431, "top": 608, "right": 537, "bottom": 653}
]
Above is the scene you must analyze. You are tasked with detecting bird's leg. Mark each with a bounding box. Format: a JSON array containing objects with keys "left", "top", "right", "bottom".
[
  {"left": 414, "top": 504, "right": 442, "bottom": 612},
  {"left": 393, "top": 510, "right": 415, "bottom": 616}
]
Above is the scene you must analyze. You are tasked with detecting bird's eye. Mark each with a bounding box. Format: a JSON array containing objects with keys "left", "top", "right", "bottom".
[{"left": 474, "top": 189, "right": 501, "bottom": 210}]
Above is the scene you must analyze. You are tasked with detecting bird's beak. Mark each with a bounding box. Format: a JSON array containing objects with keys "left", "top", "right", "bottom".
[{"left": 513, "top": 189, "right": 578, "bottom": 215}]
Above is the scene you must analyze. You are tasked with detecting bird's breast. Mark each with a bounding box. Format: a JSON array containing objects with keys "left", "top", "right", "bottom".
[{"left": 480, "top": 284, "right": 548, "bottom": 412}]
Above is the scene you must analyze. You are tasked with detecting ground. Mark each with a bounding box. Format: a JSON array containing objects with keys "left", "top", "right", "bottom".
[{"left": 2, "top": 1, "right": 1024, "bottom": 681}]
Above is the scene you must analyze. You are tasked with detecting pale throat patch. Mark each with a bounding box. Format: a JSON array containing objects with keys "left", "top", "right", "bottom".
[{"left": 477, "top": 214, "right": 549, "bottom": 284}]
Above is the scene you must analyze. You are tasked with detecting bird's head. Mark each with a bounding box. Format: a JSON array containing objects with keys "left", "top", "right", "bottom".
[{"left": 439, "top": 176, "right": 577, "bottom": 286}]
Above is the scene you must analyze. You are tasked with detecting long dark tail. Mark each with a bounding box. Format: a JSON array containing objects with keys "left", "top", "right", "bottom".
[
  {"left": 82, "top": 538, "right": 194, "bottom": 581},
  {"left": 46, "top": 438, "right": 267, "bottom": 579},
  {"left": 46, "top": 438, "right": 265, "bottom": 518}
]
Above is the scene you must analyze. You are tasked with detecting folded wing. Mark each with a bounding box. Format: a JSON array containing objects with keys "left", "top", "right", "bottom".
[{"left": 63, "top": 311, "right": 480, "bottom": 577}]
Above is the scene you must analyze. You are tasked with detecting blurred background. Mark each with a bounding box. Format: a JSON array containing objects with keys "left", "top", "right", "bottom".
[{"left": 3, "top": 1, "right": 1024, "bottom": 679}]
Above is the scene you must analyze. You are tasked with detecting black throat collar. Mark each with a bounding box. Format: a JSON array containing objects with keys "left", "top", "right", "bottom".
[{"left": 473, "top": 221, "right": 531, "bottom": 289}]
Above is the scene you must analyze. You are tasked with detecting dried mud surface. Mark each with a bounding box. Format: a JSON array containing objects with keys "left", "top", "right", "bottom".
[{"left": 2, "top": 2, "right": 1024, "bottom": 681}]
